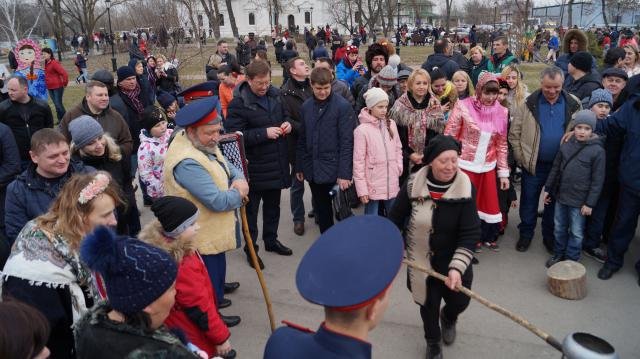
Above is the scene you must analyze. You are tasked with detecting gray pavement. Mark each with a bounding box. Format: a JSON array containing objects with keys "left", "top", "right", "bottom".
[{"left": 139, "top": 183, "right": 640, "bottom": 358}]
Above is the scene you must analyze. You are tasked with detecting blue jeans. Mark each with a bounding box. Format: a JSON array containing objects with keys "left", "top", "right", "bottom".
[
  {"left": 364, "top": 199, "right": 395, "bottom": 216},
  {"left": 290, "top": 172, "right": 305, "bottom": 223},
  {"left": 604, "top": 186, "right": 640, "bottom": 271},
  {"left": 48, "top": 88, "right": 66, "bottom": 120},
  {"left": 553, "top": 203, "right": 586, "bottom": 261},
  {"left": 518, "top": 162, "right": 555, "bottom": 248}
]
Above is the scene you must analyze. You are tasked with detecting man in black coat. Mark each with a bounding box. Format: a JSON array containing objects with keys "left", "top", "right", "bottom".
[
  {"left": 226, "top": 60, "right": 293, "bottom": 267},
  {"left": 564, "top": 51, "right": 602, "bottom": 101},
  {"left": 0, "top": 76, "right": 54, "bottom": 169},
  {"left": 281, "top": 57, "right": 313, "bottom": 236}
]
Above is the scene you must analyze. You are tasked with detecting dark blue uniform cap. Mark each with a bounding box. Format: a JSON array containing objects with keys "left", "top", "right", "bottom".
[
  {"left": 174, "top": 97, "right": 221, "bottom": 128},
  {"left": 296, "top": 216, "right": 404, "bottom": 309},
  {"left": 178, "top": 81, "right": 218, "bottom": 103}
]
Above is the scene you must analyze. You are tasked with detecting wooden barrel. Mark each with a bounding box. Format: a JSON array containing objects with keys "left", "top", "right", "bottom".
[{"left": 546, "top": 260, "right": 587, "bottom": 300}]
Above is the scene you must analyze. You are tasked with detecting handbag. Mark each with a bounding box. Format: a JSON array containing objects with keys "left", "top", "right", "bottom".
[{"left": 329, "top": 184, "right": 358, "bottom": 221}]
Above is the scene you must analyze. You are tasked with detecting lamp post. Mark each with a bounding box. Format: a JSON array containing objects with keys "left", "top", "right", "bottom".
[
  {"left": 396, "top": 0, "right": 401, "bottom": 55},
  {"left": 491, "top": 1, "right": 498, "bottom": 51},
  {"left": 105, "top": 0, "right": 117, "bottom": 72}
]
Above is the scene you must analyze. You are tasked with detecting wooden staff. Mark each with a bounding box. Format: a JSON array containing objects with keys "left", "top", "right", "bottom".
[
  {"left": 241, "top": 206, "right": 276, "bottom": 332},
  {"left": 403, "top": 259, "right": 563, "bottom": 352}
]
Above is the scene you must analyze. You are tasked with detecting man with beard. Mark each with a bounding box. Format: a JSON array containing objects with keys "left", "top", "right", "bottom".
[
  {"left": 163, "top": 98, "right": 248, "bottom": 328},
  {"left": 351, "top": 43, "right": 389, "bottom": 101}
]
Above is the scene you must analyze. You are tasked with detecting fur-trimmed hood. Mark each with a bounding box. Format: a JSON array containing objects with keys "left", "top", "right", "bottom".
[
  {"left": 138, "top": 220, "right": 195, "bottom": 263},
  {"left": 562, "top": 29, "right": 588, "bottom": 54}
]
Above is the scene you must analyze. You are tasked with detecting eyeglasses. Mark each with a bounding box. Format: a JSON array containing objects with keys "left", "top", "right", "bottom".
[{"left": 251, "top": 79, "right": 271, "bottom": 87}]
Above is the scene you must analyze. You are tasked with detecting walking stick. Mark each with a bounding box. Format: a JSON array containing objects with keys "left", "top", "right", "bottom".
[
  {"left": 218, "top": 132, "right": 276, "bottom": 332},
  {"left": 403, "top": 260, "right": 563, "bottom": 352},
  {"left": 241, "top": 205, "right": 276, "bottom": 332}
]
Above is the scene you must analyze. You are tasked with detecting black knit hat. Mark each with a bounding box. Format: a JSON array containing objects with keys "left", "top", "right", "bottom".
[
  {"left": 151, "top": 196, "right": 199, "bottom": 237},
  {"left": 116, "top": 66, "right": 136, "bottom": 83},
  {"left": 423, "top": 135, "right": 461, "bottom": 165},
  {"left": 141, "top": 105, "right": 167, "bottom": 134},
  {"left": 569, "top": 51, "right": 592, "bottom": 73}
]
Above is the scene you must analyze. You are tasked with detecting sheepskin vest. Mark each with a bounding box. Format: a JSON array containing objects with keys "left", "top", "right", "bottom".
[
  {"left": 405, "top": 166, "right": 473, "bottom": 305},
  {"left": 163, "top": 130, "right": 238, "bottom": 255}
]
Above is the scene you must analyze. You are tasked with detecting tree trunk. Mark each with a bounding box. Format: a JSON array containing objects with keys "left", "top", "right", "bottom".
[
  {"left": 601, "top": 0, "right": 609, "bottom": 27},
  {"left": 445, "top": 0, "right": 452, "bottom": 34},
  {"left": 547, "top": 261, "right": 587, "bottom": 300},
  {"left": 199, "top": 0, "right": 220, "bottom": 39},
  {"left": 225, "top": 0, "right": 238, "bottom": 38}
]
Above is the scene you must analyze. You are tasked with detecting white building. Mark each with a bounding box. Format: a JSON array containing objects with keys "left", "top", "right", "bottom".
[{"left": 184, "top": 0, "right": 337, "bottom": 38}]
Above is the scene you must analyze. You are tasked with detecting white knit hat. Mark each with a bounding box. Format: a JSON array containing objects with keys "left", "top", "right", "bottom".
[{"left": 364, "top": 87, "right": 389, "bottom": 109}]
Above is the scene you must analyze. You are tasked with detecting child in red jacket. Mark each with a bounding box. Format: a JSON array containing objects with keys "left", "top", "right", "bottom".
[{"left": 139, "top": 196, "right": 236, "bottom": 358}]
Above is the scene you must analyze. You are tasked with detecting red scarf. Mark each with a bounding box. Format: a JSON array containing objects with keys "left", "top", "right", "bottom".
[{"left": 119, "top": 82, "right": 144, "bottom": 114}]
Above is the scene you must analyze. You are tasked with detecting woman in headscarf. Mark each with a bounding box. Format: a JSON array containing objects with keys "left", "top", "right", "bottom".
[
  {"left": 1, "top": 172, "right": 121, "bottom": 358},
  {"left": 444, "top": 71, "right": 509, "bottom": 252},
  {"left": 389, "top": 69, "right": 446, "bottom": 184}
]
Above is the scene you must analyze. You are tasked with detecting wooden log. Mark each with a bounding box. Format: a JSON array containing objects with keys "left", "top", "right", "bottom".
[{"left": 547, "top": 260, "right": 587, "bottom": 300}]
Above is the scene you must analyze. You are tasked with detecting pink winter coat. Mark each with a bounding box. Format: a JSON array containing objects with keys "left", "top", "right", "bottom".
[{"left": 353, "top": 109, "right": 403, "bottom": 201}]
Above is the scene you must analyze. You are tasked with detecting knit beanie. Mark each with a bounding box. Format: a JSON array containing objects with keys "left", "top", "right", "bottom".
[
  {"left": 376, "top": 65, "right": 397, "bottom": 87},
  {"left": 116, "top": 66, "right": 137, "bottom": 83},
  {"left": 588, "top": 89, "right": 613, "bottom": 108},
  {"left": 157, "top": 93, "right": 177, "bottom": 110},
  {"left": 69, "top": 115, "right": 104, "bottom": 149},
  {"left": 569, "top": 51, "right": 592, "bottom": 73},
  {"left": 91, "top": 70, "right": 114, "bottom": 86},
  {"left": 141, "top": 105, "right": 166, "bottom": 133},
  {"left": 423, "top": 135, "right": 461, "bottom": 165},
  {"left": 573, "top": 109, "right": 597, "bottom": 130},
  {"left": 364, "top": 87, "right": 389, "bottom": 109},
  {"left": 151, "top": 196, "right": 199, "bottom": 238},
  {"left": 81, "top": 226, "right": 178, "bottom": 315}
]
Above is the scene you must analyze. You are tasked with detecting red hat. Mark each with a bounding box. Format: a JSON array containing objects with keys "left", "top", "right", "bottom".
[{"left": 346, "top": 45, "right": 359, "bottom": 54}]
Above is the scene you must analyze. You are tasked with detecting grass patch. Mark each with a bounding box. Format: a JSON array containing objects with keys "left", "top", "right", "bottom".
[{"left": 50, "top": 42, "right": 545, "bottom": 114}]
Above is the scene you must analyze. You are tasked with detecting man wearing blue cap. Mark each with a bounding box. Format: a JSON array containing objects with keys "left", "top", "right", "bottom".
[
  {"left": 163, "top": 97, "right": 248, "bottom": 327},
  {"left": 263, "top": 216, "right": 404, "bottom": 358}
]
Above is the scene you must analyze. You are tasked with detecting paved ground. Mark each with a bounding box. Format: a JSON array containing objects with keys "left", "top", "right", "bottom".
[{"left": 139, "top": 183, "right": 640, "bottom": 358}]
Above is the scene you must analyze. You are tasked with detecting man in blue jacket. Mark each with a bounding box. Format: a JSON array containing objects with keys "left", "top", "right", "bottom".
[
  {"left": 296, "top": 67, "right": 355, "bottom": 233},
  {"left": 4, "top": 129, "right": 92, "bottom": 243},
  {"left": 594, "top": 94, "right": 640, "bottom": 284}
]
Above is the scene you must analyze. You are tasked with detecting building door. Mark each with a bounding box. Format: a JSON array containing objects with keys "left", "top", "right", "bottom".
[{"left": 288, "top": 15, "right": 295, "bottom": 32}]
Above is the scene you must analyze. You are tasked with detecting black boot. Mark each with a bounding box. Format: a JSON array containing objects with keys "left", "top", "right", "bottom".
[
  {"left": 440, "top": 309, "right": 456, "bottom": 345},
  {"left": 245, "top": 246, "right": 265, "bottom": 270},
  {"left": 427, "top": 341, "right": 443, "bottom": 359}
]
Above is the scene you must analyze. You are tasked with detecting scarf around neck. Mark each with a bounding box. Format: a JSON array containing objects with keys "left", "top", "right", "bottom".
[
  {"left": 119, "top": 82, "right": 144, "bottom": 114},
  {"left": 0, "top": 220, "right": 97, "bottom": 322}
]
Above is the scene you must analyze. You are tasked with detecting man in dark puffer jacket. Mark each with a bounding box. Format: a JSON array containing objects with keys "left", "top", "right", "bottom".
[{"left": 226, "top": 60, "right": 293, "bottom": 265}]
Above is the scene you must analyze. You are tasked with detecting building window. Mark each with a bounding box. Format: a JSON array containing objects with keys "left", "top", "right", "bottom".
[
  {"left": 218, "top": 14, "right": 225, "bottom": 26},
  {"left": 305, "top": 11, "right": 311, "bottom": 24},
  {"left": 197, "top": 14, "right": 203, "bottom": 27},
  {"left": 249, "top": 12, "right": 255, "bottom": 25}
]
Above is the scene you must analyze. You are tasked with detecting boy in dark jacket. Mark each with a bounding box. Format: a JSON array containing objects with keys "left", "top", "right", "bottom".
[{"left": 544, "top": 110, "right": 605, "bottom": 267}]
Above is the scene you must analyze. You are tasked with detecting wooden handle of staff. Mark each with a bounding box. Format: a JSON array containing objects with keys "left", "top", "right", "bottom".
[
  {"left": 241, "top": 206, "right": 276, "bottom": 332},
  {"left": 403, "top": 259, "right": 563, "bottom": 352}
]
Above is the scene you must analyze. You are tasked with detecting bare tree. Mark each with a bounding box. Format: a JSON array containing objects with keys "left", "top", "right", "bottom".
[
  {"left": 462, "top": 0, "right": 494, "bottom": 26},
  {"left": 224, "top": 0, "right": 239, "bottom": 38},
  {"left": 0, "top": 0, "right": 43, "bottom": 42},
  {"left": 567, "top": 0, "right": 574, "bottom": 27},
  {"left": 199, "top": 0, "right": 221, "bottom": 38}
]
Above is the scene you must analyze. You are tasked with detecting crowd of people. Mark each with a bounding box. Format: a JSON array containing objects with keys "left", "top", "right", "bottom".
[{"left": 0, "top": 24, "right": 639, "bottom": 359}]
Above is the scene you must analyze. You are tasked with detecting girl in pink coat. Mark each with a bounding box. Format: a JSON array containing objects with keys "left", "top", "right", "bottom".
[{"left": 353, "top": 87, "right": 403, "bottom": 215}]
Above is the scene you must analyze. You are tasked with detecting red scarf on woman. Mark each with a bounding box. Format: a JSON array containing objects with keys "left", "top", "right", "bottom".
[{"left": 119, "top": 82, "right": 144, "bottom": 114}]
